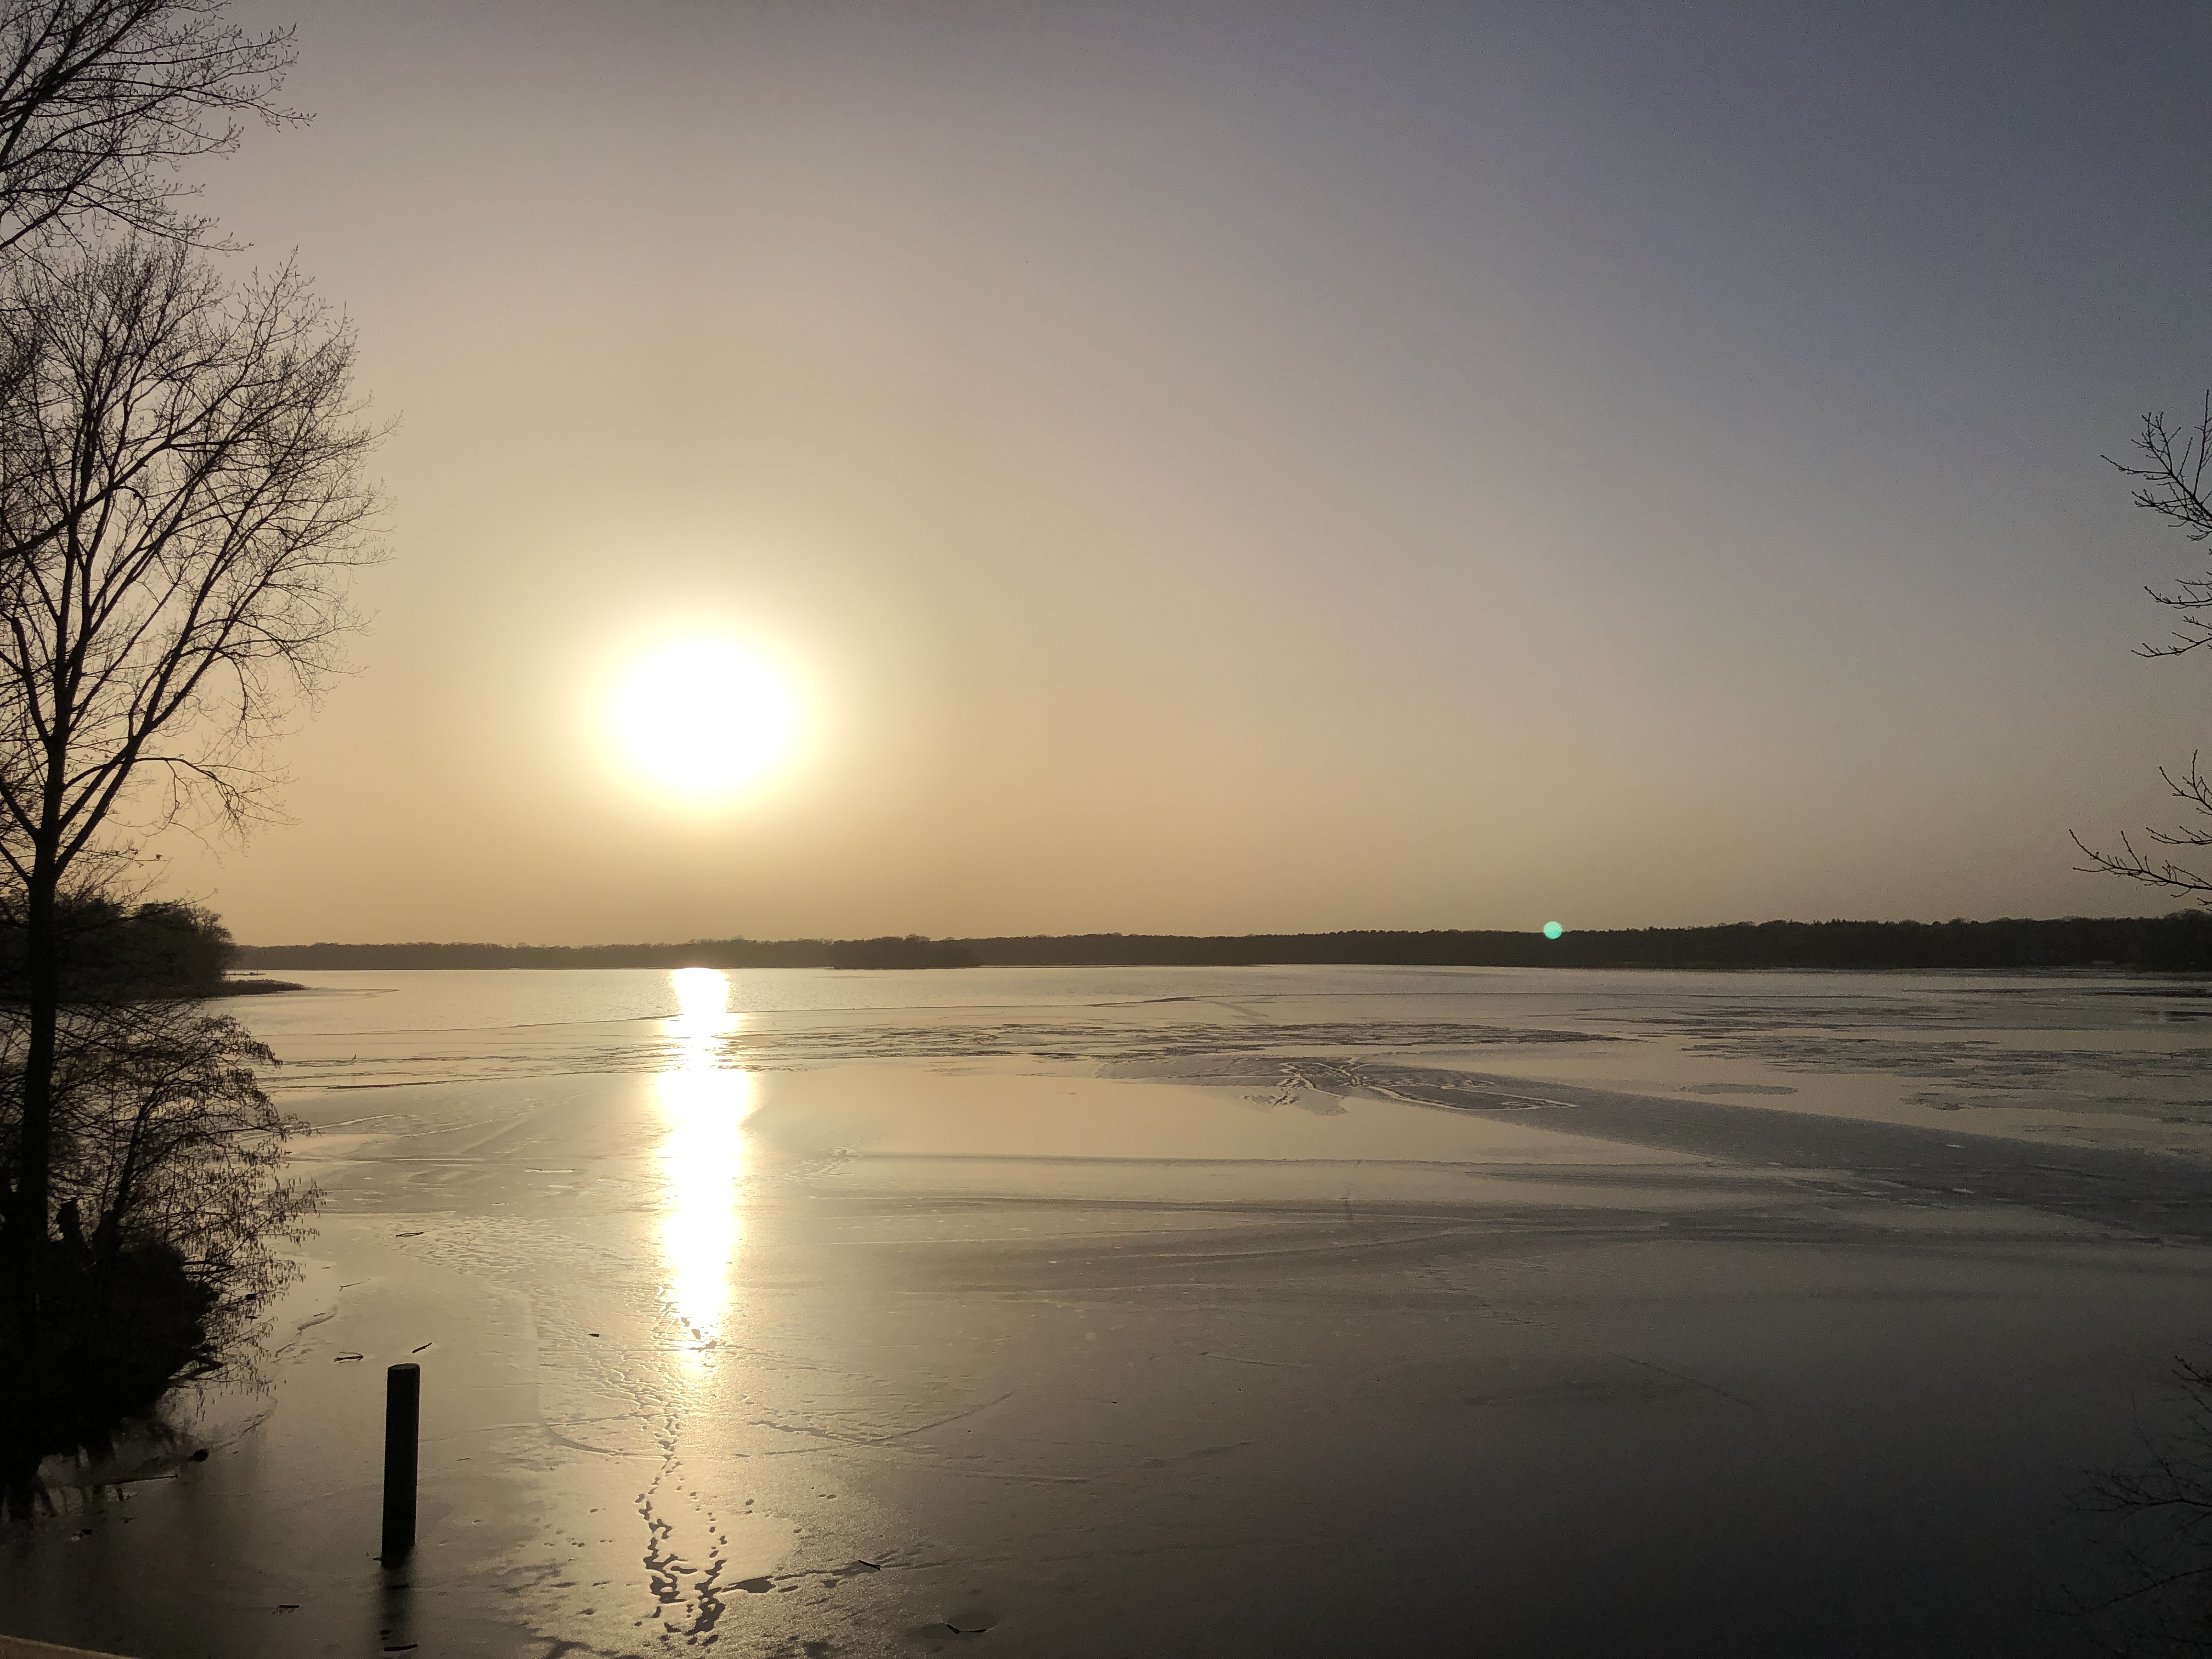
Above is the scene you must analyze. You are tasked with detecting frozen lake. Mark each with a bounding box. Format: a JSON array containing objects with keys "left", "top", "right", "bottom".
[{"left": 4, "top": 964, "right": 2211, "bottom": 1656}]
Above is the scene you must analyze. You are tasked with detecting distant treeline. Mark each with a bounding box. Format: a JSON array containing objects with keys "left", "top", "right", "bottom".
[
  {"left": 236, "top": 914, "right": 2212, "bottom": 973},
  {"left": 239, "top": 934, "right": 984, "bottom": 972}
]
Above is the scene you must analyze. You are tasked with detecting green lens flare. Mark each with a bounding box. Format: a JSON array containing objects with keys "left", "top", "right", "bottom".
[{"left": 1543, "top": 921, "right": 1564, "bottom": 940}]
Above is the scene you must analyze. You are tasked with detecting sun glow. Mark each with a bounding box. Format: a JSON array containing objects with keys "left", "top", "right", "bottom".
[
  {"left": 654, "top": 967, "right": 753, "bottom": 1365},
  {"left": 609, "top": 637, "right": 799, "bottom": 800}
]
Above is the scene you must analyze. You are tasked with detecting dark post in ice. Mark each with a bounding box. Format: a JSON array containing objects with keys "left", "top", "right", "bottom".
[{"left": 381, "top": 1362, "right": 420, "bottom": 1562}]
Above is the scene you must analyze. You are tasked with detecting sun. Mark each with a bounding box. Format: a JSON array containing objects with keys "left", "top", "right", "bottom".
[{"left": 608, "top": 637, "right": 800, "bottom": 800}]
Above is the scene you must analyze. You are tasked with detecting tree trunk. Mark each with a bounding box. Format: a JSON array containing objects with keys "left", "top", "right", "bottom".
[{"left": 11, "top": 840, "right": 58, "bottom": 1277}]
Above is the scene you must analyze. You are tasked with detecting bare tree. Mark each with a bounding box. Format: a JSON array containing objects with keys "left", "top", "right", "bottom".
[
  {"left": 0, "top": 236, "right": 377, "bottom": 1278},
  {"left": 0, "top": 0, "right": 297, "bottom": 262},
  {"left": 2074, "top": 400, "right": 2212, "bottom": 903}
]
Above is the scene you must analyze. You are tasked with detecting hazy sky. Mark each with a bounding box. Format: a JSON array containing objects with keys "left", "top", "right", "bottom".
[{"left": 145, "top": 0, "right": 2212, "bottom": 944}]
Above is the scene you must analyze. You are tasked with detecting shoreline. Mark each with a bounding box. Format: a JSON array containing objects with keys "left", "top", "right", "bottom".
[{"left": 207, "top": 977, "right": 305, "bottom": 997}]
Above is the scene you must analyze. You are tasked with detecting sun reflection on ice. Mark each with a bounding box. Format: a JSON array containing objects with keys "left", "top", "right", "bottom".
[{"left": 656, "top": 967, "right": 753, "bottom": 1364}]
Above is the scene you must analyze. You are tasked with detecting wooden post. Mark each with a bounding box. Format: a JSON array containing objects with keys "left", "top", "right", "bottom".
[{"left": 380, "top": 1362, "right": 420, "bottom": 1562}]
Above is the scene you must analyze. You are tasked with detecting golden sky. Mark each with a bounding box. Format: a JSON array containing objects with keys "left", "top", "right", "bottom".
[{"left": 152, "top": 0, "right": 2212, "bottom": 944}]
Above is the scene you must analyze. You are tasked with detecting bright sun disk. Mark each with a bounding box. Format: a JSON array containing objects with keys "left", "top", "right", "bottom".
[{"left": 610, "top": 639, "right": 798, "bottom": 799}]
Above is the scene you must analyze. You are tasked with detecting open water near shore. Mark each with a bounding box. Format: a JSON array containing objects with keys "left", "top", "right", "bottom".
[{"left": 4, "top": 964, "right": 2212, "bottom": 1656}]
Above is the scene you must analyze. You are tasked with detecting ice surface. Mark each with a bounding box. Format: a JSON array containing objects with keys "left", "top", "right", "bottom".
[{"left": 3, "top": 965, "right": 2210, "bottom": 1657}]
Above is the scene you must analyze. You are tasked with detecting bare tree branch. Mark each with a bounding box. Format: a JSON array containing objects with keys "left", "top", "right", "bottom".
[
  {"left": 2078, "top": 404, "right": 2212, "bottom": 905},
  {"left": 0, "top": 238, "right": 381, "bottom": 864},
  {"left": 2070, "top": 1356, "right": 2212, "bottom": 1653},
  {"left": 0, "top": 1, "right": 298, "bottom": 263}
]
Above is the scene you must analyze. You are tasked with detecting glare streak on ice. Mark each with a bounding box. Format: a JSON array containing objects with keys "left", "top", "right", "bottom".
[{"left": 655, "top": 967, "right": 752, "bottom": 1365}]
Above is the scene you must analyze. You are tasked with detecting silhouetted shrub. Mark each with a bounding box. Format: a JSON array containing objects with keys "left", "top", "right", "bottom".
[{"left": 0, "top": 992, "right": 311, "bottom": 1505}]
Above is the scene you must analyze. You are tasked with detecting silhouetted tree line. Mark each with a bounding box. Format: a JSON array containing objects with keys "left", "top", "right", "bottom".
[
  {"left": 0, "top": 896, "right": 237, "bottom": 1002},
  {"left": 237, "top": 913, "right": 2212, "bottom": 973},
  {"left": 965, "top": 916, "right": 2212, "bottom": 970},
  {"left": 826, "top": 936, "right": 981, "bottom": 969},
  {"left": 240, "top": 933, "right": 984, "bottom": 970}
]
